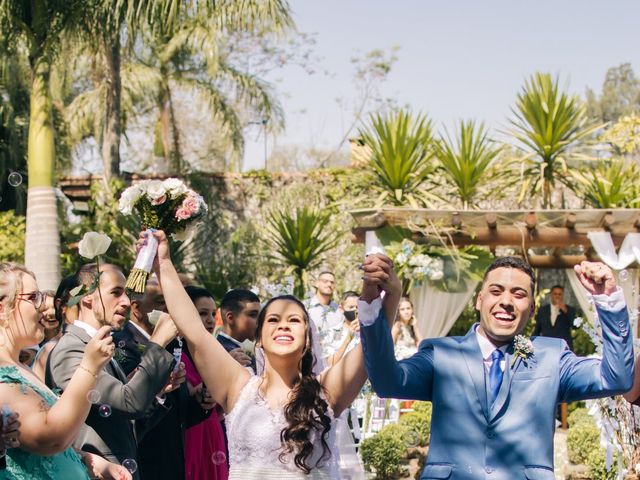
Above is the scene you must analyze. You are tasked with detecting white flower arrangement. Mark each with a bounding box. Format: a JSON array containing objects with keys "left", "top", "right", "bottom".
[
  {"left": 118, "top": 178, "right": 208, "bottom": 293},
  {"left": 511, "top": 334, "right": 534, "bottom": 367},
  {"left": 390, "top": 240, "right": 445, "bottom": 287}
]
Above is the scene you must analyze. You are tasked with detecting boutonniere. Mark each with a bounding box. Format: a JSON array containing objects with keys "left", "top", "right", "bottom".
[
  {"left": 113, "top": 348, "right": 126, "bottom": 364},
  {"left": 511, "top": 335, "right": 534, "bottom": 367}
]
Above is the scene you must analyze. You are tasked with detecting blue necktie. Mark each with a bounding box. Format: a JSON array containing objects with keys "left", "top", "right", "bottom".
[{"left": 489, "top": 349, "right": 504, "bottom": 404}]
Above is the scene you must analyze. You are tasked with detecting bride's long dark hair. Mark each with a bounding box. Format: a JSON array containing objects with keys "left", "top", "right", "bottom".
[{"left": 255, "top": 295, "right": 332, "bottom": 474}]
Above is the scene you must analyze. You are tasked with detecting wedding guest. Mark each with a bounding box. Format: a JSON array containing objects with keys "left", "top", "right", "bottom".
[
  {"left": 112, "top": 276, "right": 210, "bottom": 480},
  {"left": 141, "top": 230, "right": 389, "bottom": 478},
  {"left": 533, "top": 285, "right": 577, "bottom": 351},
  {"left": 183, "top": 286, "right": 228, "bottom": 480},
  {"left": 305, "top": 272, "right": 341, "bottom": 345},
  {"left": 218, "top": 289, "right": 261, "bottom": 372},
  {"left": 46, "top": 263, "right": 177, "bottom": 479},
  {"left": 325, "top": 291, "right": 360, "bottom": 367},
  {"left": 0, "top": 262, "right": 130, "bottom": 479},
  {"left": 360, "top": 256, "right": 633, "bottom": 479},
  {"left": 33, "top": 275, "right": 79, "bottom": 381},
  {"left": 392, "top": 297, "right": 423, "bottom": 360}
]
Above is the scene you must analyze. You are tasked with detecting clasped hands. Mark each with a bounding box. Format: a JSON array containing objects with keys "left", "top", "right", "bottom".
[{"left": 360, "top": 253, "right": 402, "bottom": 302}]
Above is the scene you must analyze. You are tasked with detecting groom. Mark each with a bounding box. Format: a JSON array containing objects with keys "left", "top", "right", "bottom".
[{"left": 359, "top": 255, "right": 633, "bottom": 480}]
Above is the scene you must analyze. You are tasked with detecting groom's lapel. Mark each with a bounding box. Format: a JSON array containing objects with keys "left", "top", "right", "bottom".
[
  {"left": 460, "top": 328, "right": 490, "bottom": 422},
  {"left": 489, "top": 344, "right": 517, "bottom": 422}
]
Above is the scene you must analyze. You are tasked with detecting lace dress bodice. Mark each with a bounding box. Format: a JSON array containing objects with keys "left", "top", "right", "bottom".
[
  {"left": 0, "top": 365, "right": 89, "bottom": 480},
  {"left": 225, "top": 376, "right": 340, "bottom": 479},
  {"left": 394, "top": 323, "right": 418, "bottom": 360}
]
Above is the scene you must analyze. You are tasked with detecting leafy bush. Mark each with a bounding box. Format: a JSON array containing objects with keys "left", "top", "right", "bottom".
[
  {"left": 586, "top": 448, "right": 618, "bottom": 480},
  {"left": 568, "top": 407, "right": 591, "bottom": 428},
  {"left": 567, "top": 420, "right": 601, "bottom": 464},
  {"left": 360, "top": 424, "right": 406, "bottom": 479},
  {"left": 398, "top": 401, "right": 432, "bottom": 446},
  {"left": 0, "top": 210, "right": 25, "bottom": 262}
]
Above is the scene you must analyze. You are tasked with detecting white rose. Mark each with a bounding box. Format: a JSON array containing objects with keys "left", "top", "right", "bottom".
[
  {"left": 430, "top": 270, "right": 444, "bottom": 281},
  {"left": 147, "top": 310, "right": 164, "bottom": 327},
  {"left": 163, "top": 178, "right": 188, "bottom": 197},
  {"left": 118, "top": 185, "right": 142, "bottom": 215},
  {"left": 78, "top": 232, "right": 112, "bottom": 259},
  {"left": 241, "top": 339, "right": 255, "bottom": 356},
  {"left": 144, "top": 180, "right": 167, "bottom": 201},
  {"left": 171, "top": 225, "right": 196, "bottom": 242}
]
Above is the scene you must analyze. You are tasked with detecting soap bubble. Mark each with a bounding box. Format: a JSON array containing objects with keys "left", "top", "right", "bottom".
[
  {"left": 403, "top": 429, "right": 421, "bottom": 448},
  {"left": 7, "top": 172, "right": 22, "bottom": 187},
  {"left": 86, "top": 390, "right": 101, "bottom": 404},
  {"left": 122, "top": 458, "right": 138, "bottom": 474},
  {"left": 98, "top": 404, "right": 112, "bottom": 418},
  {"left": 211, "top": 451, "right": 226, "bottom": 465},
  {"left": 619, "top": 269, "right": 629, "bottom": 283}
]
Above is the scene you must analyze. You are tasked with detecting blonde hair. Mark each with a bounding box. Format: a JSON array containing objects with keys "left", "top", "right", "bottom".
[{"left": 0, "top": 262, "right": 35, "bottom": 326}]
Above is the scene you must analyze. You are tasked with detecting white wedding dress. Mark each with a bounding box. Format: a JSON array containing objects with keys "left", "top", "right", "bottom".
[{"left": 226, "top": 375, "right": 341, "bottom": 479}]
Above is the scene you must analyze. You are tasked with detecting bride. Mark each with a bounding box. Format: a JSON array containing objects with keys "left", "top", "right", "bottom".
[{"left": 141, "top": 230, "right": 399, "bottom": 479}]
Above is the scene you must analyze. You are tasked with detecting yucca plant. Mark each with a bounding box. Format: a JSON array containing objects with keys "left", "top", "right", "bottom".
[
  {"left": 359, "top": 110, "right": 438, "bottom": 207},
  {"left": 571, "top": 159, "right": 640, "bottom": 208},
  {"left": 510, "top": 73, "right": 603, "bottom": 208},
  {"left": 435, "top": 120, "right": 506, "bottom": 209},
  {"left": 264, "top": 205, "right": 341, "bottom": 297}
]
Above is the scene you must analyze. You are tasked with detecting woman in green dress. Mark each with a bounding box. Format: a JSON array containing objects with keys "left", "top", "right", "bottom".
[{"left": 0, "top": 262, "right": 131, "bottom": 479}]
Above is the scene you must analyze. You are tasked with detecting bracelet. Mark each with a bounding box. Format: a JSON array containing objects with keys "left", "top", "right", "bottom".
[{"left": 78, "top": 364, "right": 98, "bottom": 379}]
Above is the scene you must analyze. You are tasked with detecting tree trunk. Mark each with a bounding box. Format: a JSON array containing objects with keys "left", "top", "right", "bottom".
[
  {"left": 158, "top": 80, "right": 182, "bottom": 175},
  {"left": 101, "top": 33, "right": 122, "bottom": 179},
  {"left": 25, "top": 55, "right": 60, "bottom": 291}
]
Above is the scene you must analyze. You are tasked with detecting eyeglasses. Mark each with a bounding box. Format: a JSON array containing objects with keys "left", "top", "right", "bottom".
[{"left": 16, "top": 291, "right": 47, "bottom": 310}]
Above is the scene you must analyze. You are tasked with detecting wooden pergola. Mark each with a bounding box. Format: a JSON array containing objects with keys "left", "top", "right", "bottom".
[{"left": 350, "top": 208, "right": 640, "bottom": 268}]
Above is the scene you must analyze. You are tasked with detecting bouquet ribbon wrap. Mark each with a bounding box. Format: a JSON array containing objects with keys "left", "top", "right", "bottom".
[{"left": 125, "top": 229, "right": 158, "bottom": 293}]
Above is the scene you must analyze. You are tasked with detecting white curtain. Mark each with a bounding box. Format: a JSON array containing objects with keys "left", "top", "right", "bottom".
[{"left": 410, "top": 279, "right": 478, "bottom": 338}]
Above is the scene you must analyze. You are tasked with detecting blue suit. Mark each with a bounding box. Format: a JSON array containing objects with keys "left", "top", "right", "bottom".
[{"left": 361, "top": 304, "right": 634, "bottom": 480}]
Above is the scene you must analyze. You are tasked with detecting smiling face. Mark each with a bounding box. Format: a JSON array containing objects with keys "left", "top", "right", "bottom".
[
  {"left": 42, "top": 294, "right": 59, "bottom": 332},
  {"left": 475, "top": 267, "right": 535, "bottom": 346},
  {"left": 195, "top": 296, "right": 217, "bottom": 334},
  {"left": 258, "top": 298, "right": 309, "bottom": 361}
]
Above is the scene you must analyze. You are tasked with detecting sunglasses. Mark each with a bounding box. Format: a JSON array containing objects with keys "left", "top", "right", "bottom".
[{"left": 16, "top": 291, "right": 48, "bottom": 310}]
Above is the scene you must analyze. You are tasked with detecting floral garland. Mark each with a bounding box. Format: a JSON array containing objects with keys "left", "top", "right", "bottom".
[{"left": 385, "top": 239, "right": 493, "bottom": 292}]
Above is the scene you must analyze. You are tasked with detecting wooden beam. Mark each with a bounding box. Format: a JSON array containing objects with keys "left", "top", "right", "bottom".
[
  {"left": 528, "top": 255, "right": 588, "bottom": 268},
  {"left": 451, "top": 212, "right": 462, "bottom": 228},
  {"left": 565, "top": 213, "right": 576, "bottom": 229},
  {"left": 525, "top": 212, "right": 537, "bottom": 230},
  {"left": 602, "top": 212, "right": 614, "bottom": 231},
  {"left": 635, "top": 215, "right": 640, "bottom": 230},
  {"left": 485, "top": 213, "right": 497, "bottom": 229}
]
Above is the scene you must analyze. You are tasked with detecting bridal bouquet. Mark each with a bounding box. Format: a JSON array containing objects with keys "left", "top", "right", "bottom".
[{"left": 119, "top": 178, "right": 208, "bottom": 293}]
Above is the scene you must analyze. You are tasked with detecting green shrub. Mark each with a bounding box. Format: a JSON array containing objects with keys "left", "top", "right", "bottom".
[
  {"left": 0, "top": 210, "right": 25, "bottom": 262},
  {"left": 398, "top": 409, "right": 431, "bottom": 446},
  {"left": 411, "top": 400, "right": 432, "bottom": 416},
  {"left": 586, "top": 448, "right": 617, "bottom": 480},
  {"left": 360, "top": 424, "right": 407, "bottom": 479},
  {"left": 567, "top": 421, "right": 601, "bottom": 464},
  {"left": 568, "top": 407, "right": 592, "bottom": 428}
]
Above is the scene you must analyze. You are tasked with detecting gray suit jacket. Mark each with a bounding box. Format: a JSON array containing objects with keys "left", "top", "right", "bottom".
[{"left": 45, "top": 324, "right": 174, "bottom": 478}]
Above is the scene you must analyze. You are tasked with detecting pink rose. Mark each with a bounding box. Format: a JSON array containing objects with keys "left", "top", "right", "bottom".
[
  {"left": 181, "top": 195, "right": 200, "bottom": 215},
  {"left": 175, "top": 207, "right": 192, "bottom": 221},
  {"left": 151, "top": 194, "right": 167, "bottom": 206}
]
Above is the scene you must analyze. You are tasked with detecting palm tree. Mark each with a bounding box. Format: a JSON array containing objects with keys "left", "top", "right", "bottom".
[
  {"left": 435, "top": 120, "right": 506, "bottom": 209},
  {"left": 509, "top": 73, "right": 602, "bottom": 208},
  {"left": 265, "top": 205, "right": 341, "bottom": 298},
  {"left": 359, "top": 110, "right": 439, "bottom": 207}
]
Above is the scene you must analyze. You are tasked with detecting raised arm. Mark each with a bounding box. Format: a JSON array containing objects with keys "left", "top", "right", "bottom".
[
  {"left": 560, "top": 262, "right": 634, "bottom": 402},
  {"left": 4, "top": 327, "right": 114, "bottom": 455},
  {"left": 146, "top": 230, "right": 251, "bottom": 412},
  {"left": 321, "top": 254, "right": 401, "bottom": 415}
]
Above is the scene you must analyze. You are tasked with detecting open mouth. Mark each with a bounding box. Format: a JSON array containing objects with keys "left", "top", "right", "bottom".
[
  {"left": 492, "top": 311, "right": 516, "bottom": 324},
  {"left": 273, "top": 334, "right": 294, "bottom": 344}
]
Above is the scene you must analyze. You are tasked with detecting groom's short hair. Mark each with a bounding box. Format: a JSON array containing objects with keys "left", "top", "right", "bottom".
[{"left": 483, "top": 256, "right": 535, "bottom": 297}]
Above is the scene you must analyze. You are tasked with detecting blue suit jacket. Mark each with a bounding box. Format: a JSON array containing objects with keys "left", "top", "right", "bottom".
[{"left": 361, "top": 305, "right": 634, "bottom": 480}]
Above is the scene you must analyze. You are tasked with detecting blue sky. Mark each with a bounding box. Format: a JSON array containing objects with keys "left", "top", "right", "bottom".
[{"left": 242, "top": 0, "right": 640, "bottom": 170}]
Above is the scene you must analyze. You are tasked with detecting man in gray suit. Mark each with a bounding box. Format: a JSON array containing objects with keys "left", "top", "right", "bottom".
[{"left": 46, "top": 264, "right": 179, "bottom": 479}]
